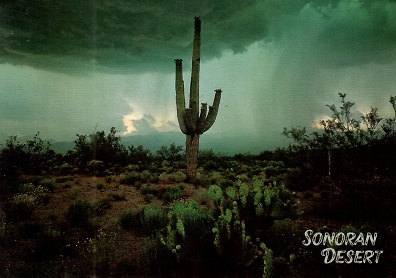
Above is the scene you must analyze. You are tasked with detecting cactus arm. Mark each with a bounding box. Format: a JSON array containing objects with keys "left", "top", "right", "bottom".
[
  {"left": 201, "top": 89, "right": 222, "bottom": 133},
  {"left": 190, "top": 16, "right": 201, "bottom": 125},
  {"left": 175, "top": 59, "right": 189, "bottom": 134},
  {"left": 196, "top": 103, "right": 208, "bottom": 133}
]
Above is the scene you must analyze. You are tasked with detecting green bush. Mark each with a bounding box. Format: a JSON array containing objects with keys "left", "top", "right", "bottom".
[
  {"left": 92, "top": 199, "right": 112, "bottom": 216},
  {"left": 140, "top": 204, "right": 167, "bottom": 235},
  {"left": 168, "top": 171, "right": 187, "bottom": 183},
  {"left": 119, "top": 171, "right": 141, "bottom": 186},
  {"left": 118, "top": 209, "right": 140, "bottom": 229},
  {"left": 0, "top": 220, "right": 12, "bottom": 245},
  {"left": 5, "top": 188, "right": 41, "bottom": 222},
  {"left": 196, "top": 189, "right": 212, "bottom": 206},
  {"left": 140, "top": 170, "right": 157, "bottom": 183},
  {"left": 90, "top": 230, "right": 116, "bottom": 273},
  {"left": 18, "top": 183, "right": 51, "bottom": 205},
  {"left": 37, "top": 226, "right": 65, "bottom": 257},
  {"left": 18, "top": 220, "right": 41, "bottom": 238},
  {"left": 68, "top": 186, "right": 80, "bottom": 199},
  {"left": 140, "top": 184, "right": 160, "bottom": 197},
  {"left": 159, "top": 200, "right": 209, "bottom": 260},
  {"left": 67, "top": 199, "right": 92, "bottom": 227},
  {"left": 40, "top": 177, "right": 56, "bottom": 192},
  {"left": 162, "top": 185, "right": 184, "bottom": 203},
  {"left": 106, "top": 192, "right": 126, "bottom": 202}
]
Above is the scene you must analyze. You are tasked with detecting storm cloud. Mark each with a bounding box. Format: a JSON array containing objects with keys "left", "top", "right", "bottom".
[
  {"left": 1, "top": 0, "right": 395, "bottom": 74},
  {"left": 1, "top": 0, "right": 270, "bottom": 73}
]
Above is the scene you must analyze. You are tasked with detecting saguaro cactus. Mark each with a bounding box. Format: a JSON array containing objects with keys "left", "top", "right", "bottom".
[{"left": 175, "top": 17, "right": 222, "bottom": 181}]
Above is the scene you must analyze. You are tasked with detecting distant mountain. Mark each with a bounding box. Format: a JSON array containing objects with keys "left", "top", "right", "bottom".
[
  {"left": 51, "top": 141, "right": 75, "bottom": 154},
  {"left": 2, "top": 131, "right": 270, "bottom": 155},
  {"left": 120, "top": 131, "right": 268, "bottom": 154}
]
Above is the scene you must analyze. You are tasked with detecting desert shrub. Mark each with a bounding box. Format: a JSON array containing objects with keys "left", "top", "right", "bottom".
[
  {"left": 0, "top": 220, "right": 12, "bottom": 245},
  {"left": 5, "top": 194, "right": 36, "bottom": 221},
  {"left": 195, "top": 189, "right": 212, "bottom": 206},
  {"left": 156, "top": 143, "right": 184, "bottom": 167},
  {"left": 193, "top": 171, "right": 211, "bottom": 187},
  {"left": 144, "top": 193, "right": 156, "bottom": 203},
  {"left": 118, "top": 208, "right": 140, "bottom": 229},
  {"left": 105, "top": 176, "right": 113, "bottom": 183},
  {"left": 37, "top": 226, "right": 65, "bottom": 257},
  {"left": 128, "top": 145, "right": 153, "bottom": 170},
  {"left": 209, "top": 171, "right": 223, "bottom": 184},
  {"left": 264, "top": 161, "right": 286, "bottom": 178},
  {"left": 18, "top": 183, "right": 50, "bottom": 205},
  {"left": 283, "top": 168, "right": 305, "bottom": 190},
  {"left": 140, "top": 204, "right": 167, "bottom": 235},
  {"left": 4, "top": 184, "right": 49, "bottom": 222},
  {"left": 161, "top": 185, "right": 184, "bottom": 203},
  {"left": 92, "top": 199, "right": 112, "bottom": 216},
  {"left": 40, "top": 177, "right": 56, "bottom": 192},
  {"left": 18, "top": 220, "right": 41, "bottom": 238},
  {"left": 159, "top": 200, "right": 209, "bottom": 260},
  {"left": 158, "top": 172, "right": 170, "bottom": 184},
  {"left": 139, "top": 239, "right": 178, "bottom": 277},
  {"left": 339, "top": 176, "right": 396, "bottom": 219},
  {"left": 58, "top": 163, "right": 74, "bottom": 175},
  {"left": 170, "top": 200, "right": 208, "bottom": 235},
  {"left": 140, "top": 170, "right": 157, "bottom": 183},
  {"left": 106, "top": 192, "right": 126, "bottom": 202},
  {"left": 96, "top": 182, "right": 104, "bottom": 190},
  {"left": 119, "top": 171, "right": 143, "bottom": 186},
  {"left": 92, "top": 230, "right": 117, "bottom": 273},
  {"left": 140, "top": 184, "right": 160, "bottom": 197},
  {"left": 67, "top": 199, "right": 93, "bottom": 227},
  {"left": 73, "top": 127, "right": 128, "bottom": 169},
  {"left": 0, "top": 133, "right": 57, "bottom": 176},
  {"left": 198, "top": 149, "right": 225, "bottom": 171},
  {"left": 265, "top": 219, "right": 301, "bottom": 259},
  {"left": 87, "top": 160, "right": 106, "bottom": 175},
  {"left": 168, "top": 171, "right": 187, "bottom": 183},
  {"left": 68, "top": 186, "right": 80, "bottom": 199}
]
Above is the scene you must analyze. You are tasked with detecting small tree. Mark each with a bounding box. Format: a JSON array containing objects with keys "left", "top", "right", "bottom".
[
  {"left": 283, "top": 94, "right": 396, "bottom": 177},
  {"left": 0, "top": 132, "right": 56, "bottom": 176},
  {"left": 156, "top": 143, "right": 184, "bottom": 167},
  {"left": 128, "top": 145, "right": 153, "bottom": 170},
  {"left": 73, "top": 127, "right": 128, "bottom": 168}
]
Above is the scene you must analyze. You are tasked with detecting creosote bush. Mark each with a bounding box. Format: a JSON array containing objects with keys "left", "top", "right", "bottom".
[
  {"left": 90, "top": 230, "right": 117, "bottom": 273},
  {"left": 4, "top": 183, "right": 50, "bottom": 222},
  {"left": 161, "top": 184, "right": 185, "bottom": 203},
  {"left": 67, "top": 199, "right": 93, "bottom": 227},
  {"left": 118, "top": 208, "right": 140, "bottom": 229},
  {"left": 140, "top": 204, "right": 167, "bottom": 235}
]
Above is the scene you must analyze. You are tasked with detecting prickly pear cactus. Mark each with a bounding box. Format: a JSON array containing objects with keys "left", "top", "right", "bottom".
[
  {"left": 159, "top": 200, "right": 208, "bottom": 259},
  {"left": 207, "top": 179, "right": 297, "bottom": 275}
]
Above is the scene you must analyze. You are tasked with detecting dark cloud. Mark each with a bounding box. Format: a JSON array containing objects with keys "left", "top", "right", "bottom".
[
  {"left": 1, "top": 0, "right": 396, "bottom": 74},
  {"left": 0, "top": 0, "right": 270, "bottom": 73},
  {"left": 314, "top": 1, "right": 396, "bottom": 67}
]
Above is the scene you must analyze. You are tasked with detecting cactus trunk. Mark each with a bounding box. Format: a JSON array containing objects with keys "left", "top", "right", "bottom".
[
  {"left": 175, "top": 17, "right": 222, "bottom": 181},
  {"left": 186, "top": 134, "right": 199, "bottom": 180}
]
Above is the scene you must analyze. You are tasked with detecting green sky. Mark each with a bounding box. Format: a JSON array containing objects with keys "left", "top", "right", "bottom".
[{"left": 1, "top": 0, "right": 396, "bottom": 152}]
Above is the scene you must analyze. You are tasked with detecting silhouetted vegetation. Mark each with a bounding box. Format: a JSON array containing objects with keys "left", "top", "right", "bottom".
[{"left": 0, "top": 95, "right": 395, "bottom": 277}]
